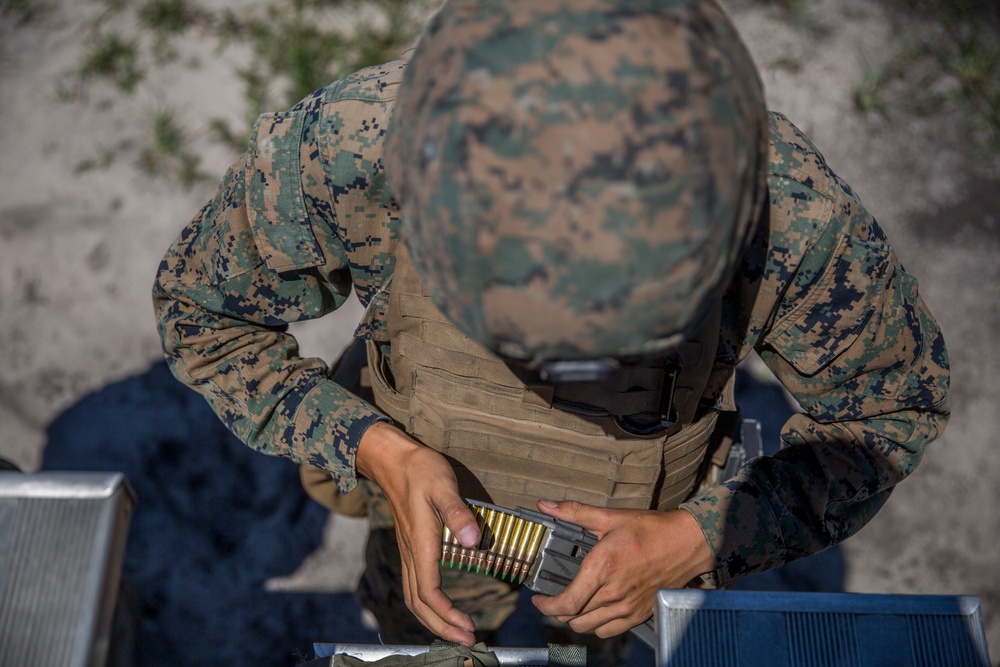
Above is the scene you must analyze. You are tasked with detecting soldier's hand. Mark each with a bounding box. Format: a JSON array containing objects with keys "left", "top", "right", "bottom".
[
  {"left": 530, "top": 500, "right": 715, "bottom": 638},
  {"left": 355, "top": 421, "right": 480, "bottom": 646}
]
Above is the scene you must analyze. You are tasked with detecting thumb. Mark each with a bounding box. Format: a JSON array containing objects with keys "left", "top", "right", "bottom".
[
  {"left": 537, "top": 499, "right": 609, "bottom": 535},
  {"left": 440, "top": 497, "right": 480, "bottom": 548}
]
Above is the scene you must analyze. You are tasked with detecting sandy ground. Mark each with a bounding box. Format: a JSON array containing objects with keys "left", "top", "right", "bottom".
[{"left": 1, "top": 0, "right": 998, "bottom": 660}]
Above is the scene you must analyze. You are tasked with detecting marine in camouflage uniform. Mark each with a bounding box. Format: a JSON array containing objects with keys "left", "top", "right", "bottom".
[{"left": 153, "top": 0, "right": 949, "bottom": 656}]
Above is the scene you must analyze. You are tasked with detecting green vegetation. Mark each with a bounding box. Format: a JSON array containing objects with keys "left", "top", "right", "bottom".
[
  {"left": 852, "top": 51, "right": 905, "bottom": 117},
  {"left": 74, "top": 147, "right": 117, "bottom": 174},
  {"left": 765, "top": 54, "right": 802, "bottom": 74},
  {"left": 77, "top": 32, "right": 144, "bottom": 92},
  {"left": 948, "top": 29, "right": 1000, "bottom": 146},
  {"left": 853, "top": 0, "right": 1000, "bottom": 148},
  {"left": 208, "top": 0, "right": 430, "bottom": 150},
  {"left": 753, "top": 0, "right": 814, "bottom": 29},
  {"left": 0, "top": 0, "right": 42, "bottom": 24},
  {"left": 138, "top": 0, "right": 201, "bottom": 34},
  {"left": 748, "top": 0, "right": 998, "bottom": 149},
  {"left": 60, "top": 0, "right": 434, "bottom": 186},
  {"left": 43, "top": 0, "right": 1000, "bottom": 186},
  {"left": 135, "top": 106, "right": 205, "bottom": 187}
]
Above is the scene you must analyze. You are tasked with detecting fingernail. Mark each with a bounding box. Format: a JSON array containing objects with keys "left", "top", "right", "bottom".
[
  {"left": 457, "top": 525, "right": 478, "bottom": 547},
  {"left": 538, "top": 499, "right": 558, "bottom": 509}
]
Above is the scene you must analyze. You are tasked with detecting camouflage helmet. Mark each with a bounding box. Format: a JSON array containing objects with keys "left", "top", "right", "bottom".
[{"left": 385, "top": 0, "right": 768, "bottom": 366}]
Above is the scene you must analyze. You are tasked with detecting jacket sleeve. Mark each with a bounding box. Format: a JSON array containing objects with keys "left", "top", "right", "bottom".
[
  {"left": 152, "top": 94, "right": 390, "bottom": 493},
  {"left": 681, "top": 121, "right": 950, "bottom": 586}
]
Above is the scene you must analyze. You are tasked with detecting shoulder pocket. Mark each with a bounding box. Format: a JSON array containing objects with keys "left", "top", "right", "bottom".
[
  {"left": 769, "top": 235, "right": 892, "bottom": 375},
  {"left": 245, "top": 111, "right": 325, "bottom": 272}
]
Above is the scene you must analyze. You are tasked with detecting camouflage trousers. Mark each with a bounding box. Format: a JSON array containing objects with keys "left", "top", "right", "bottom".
[{"left": 356, "top": 528, "right": 633, "bottom": 666}]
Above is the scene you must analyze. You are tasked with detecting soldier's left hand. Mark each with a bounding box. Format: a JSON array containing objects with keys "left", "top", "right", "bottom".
[{"left": 530, "top": 500, "right": 715, "bottom": 638}]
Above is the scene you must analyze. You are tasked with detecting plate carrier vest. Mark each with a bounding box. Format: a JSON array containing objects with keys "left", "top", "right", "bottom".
[{"left": 367, "top": 246, "right": 736, "bottom": 512}]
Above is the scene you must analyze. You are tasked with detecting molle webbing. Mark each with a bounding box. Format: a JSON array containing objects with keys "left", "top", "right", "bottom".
[
  {"left": 386, "top": 293, "right": 674, "bottom": 417},
  {"left": 368, "top": 246, "right": 727, "bottom": 511}
]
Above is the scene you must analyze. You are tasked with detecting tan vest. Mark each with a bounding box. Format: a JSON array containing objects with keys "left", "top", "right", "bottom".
[{"left": 367, "top": 246, "right": 734, "bottom": 511}]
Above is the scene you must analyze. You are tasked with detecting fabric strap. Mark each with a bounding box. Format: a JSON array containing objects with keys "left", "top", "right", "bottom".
[{"left": 333, "top": 642, "right": 500, "bottom": 666}]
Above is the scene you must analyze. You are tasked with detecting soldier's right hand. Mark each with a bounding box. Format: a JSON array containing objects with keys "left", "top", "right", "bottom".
[{"left": 355, "top": 421, "right": 481, "bottom": 646}]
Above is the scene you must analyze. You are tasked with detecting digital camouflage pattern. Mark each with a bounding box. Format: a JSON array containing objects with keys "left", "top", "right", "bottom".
[
  {"left": 153, "top": 52, "right": 949, "bottom": 595},
  {"left": 385, "top": 0, "right": 769, "bottom": 365},
  {"left": 154, "top": 62, "right": 406, "bottom": 496},
  {"left": 682, "top": 111, "right": 950, "bottom": 583}
]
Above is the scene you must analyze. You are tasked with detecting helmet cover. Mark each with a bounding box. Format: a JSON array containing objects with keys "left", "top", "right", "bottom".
[{"left": 385, "top": 0, "right": 768, "bottom": 365}]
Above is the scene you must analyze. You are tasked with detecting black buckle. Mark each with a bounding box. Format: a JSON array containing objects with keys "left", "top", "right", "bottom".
[
  {"left": 659, "top": 363, "right": 680, "bottom": 426},
  {"left": 613, "top": 360, "right": 681, "bottom": 436}
]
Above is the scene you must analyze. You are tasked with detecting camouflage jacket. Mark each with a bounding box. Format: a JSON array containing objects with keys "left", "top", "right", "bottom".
[{"left": 153, "top": 61, "right": 950, "bottom": 585}]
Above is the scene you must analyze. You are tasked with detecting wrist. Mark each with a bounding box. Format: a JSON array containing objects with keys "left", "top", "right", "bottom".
[
  {"left": 355, "top": 420, "right": 420, "bottom": 482},
  {"left": 674, "top": 508, "right": 716, "bottom": 579}
]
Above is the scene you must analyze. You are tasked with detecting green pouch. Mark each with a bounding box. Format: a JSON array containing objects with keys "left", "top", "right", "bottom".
[{"left": 333, "top": 641, "right": 500, "bottom": 667}]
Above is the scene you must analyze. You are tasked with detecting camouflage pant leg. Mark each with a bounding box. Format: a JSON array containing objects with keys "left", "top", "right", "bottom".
[{"left": 356, "top": 528, "right": 520, "bottom": 644}]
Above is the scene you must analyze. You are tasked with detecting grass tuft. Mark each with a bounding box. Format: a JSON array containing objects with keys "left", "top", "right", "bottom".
[
  {"left": 57, "top": 0, "right": 436, "bottom": 185},
  {"left": 1, "top": 0, "right": 44, "bottom": 24},
  {"left": 138, "top": 0, "right": 198, "bottom": 34},
  {"left": 78, "top": 32, "right": 144, "bottom": 93}
]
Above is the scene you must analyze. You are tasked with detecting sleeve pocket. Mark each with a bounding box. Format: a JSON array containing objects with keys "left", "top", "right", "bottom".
[
  {"left": 769, "top": 235, "right": 892, "bottom": 376},
  {"left": 245, "top": 111, "right": 325, "bottom": 272}
]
